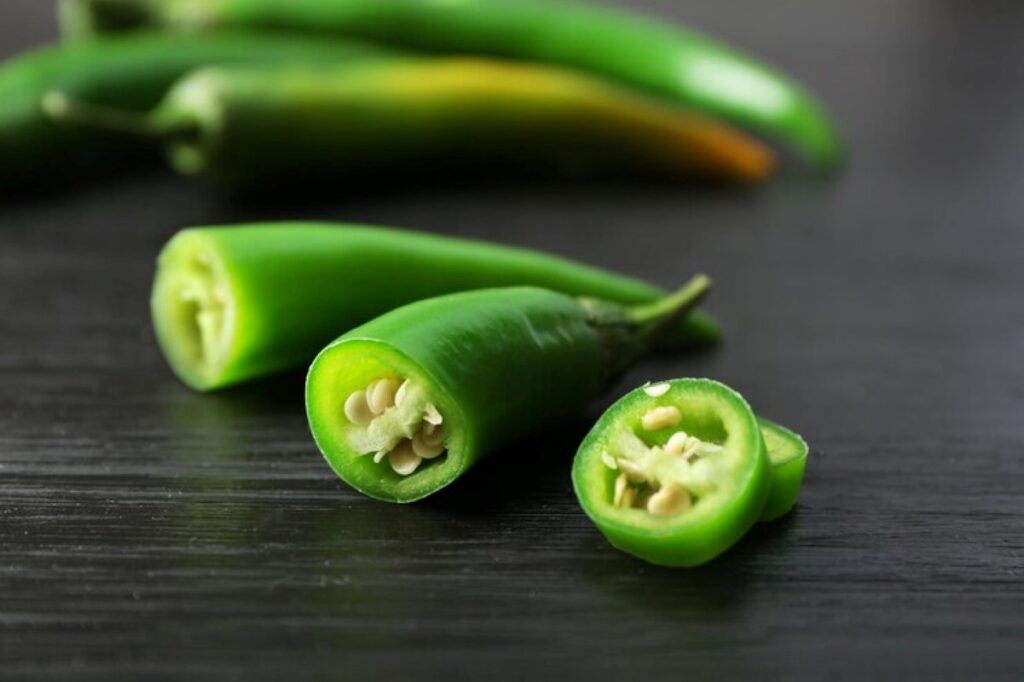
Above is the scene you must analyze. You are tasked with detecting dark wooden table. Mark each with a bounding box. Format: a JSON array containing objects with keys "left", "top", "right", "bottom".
[{"left": 2, "top": 1, "right": 1022, "bottom": 679}]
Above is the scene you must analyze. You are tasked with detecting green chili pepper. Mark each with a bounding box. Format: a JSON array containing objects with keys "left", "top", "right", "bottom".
[
  {"left": 46, "top": 59, "right": 775, "bottom": 185},
  {"left": 758, "top": 417, "right": 809, "bottom": 522},
  {"left": 306, "top": 278, "right": 710, "bottom": 503},
  {"left": 572, "top": 378, "right": 770, "bottom": 566},
  {"left": 0, "top": 31, "right": 397, "bottom": 189},
  {"left": 59, "top": 0, "right": 843, "bottom": 169},
  {"left": 152, "top": 223, "right": 720, "bottom": 392}
]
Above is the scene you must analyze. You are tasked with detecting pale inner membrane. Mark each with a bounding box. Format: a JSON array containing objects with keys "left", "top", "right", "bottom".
[
  {"left": 602, "top": 396, "right": 726, "bottom": 516},
  {"left": 343, "top": 377, "right": 447, "bottom": 476}
]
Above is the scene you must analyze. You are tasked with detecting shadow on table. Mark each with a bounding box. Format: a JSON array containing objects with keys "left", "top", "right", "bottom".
[
  {"left": 197, "top": 164, "right": 775, "bottom": 219},
  {"left": 421, "top": 417, "right": 592, "bottom": 516},
  {"left": 573, "top": 511, "right": 801, "bottom": 623},
  {"left": 0, "top": 159, "right": 170, "bottom": 206},
  {"left": 159, "top": 368, "right": 308, "bottom": 418}
]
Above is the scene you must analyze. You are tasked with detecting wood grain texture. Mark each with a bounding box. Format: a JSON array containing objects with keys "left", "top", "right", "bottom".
[{"left": 1, "top": 1, "right": 1022, "bottom": 679}]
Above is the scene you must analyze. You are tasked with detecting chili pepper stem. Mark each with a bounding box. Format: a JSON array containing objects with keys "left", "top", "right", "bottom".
[
  {"left": 582, "top": 273, "right": 712, "bottom": 382},
  {"left": 628, "top": 274, "right": 712, "bottom": 334},
  {"left": 42, "top": 90, "right": 178, "bottom": 138}
]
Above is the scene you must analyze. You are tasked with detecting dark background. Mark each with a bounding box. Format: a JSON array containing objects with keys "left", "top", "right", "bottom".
[{"left": 2, "top": 1, "right": 1022, "bottom": 679}]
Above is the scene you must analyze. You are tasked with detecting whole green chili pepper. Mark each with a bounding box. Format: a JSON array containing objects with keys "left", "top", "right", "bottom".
[
  {"left": 59, "top": 0, "right": 842, "bottom": 169},
  {"left": 152, "top": 223, "right": 720, "bottom": 392},
  {"left": 758, "top": 417, "right": 809, "bottom": 522},
  {"left": 47, "top": 59, "right": 775, "bottom": 185},
  {"left": 572, "top": 378, "right": 770, "bottom": 566},
  {"left": 0, "top": 31, "right": 396, "bottom": 189},
  {"left": 306, "top": 279, "right": 710, "bottom": 503}
]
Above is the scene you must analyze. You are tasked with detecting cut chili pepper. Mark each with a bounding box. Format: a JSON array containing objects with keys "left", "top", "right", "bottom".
[
  {"left": 151, "top": 223, "right": 719, "bottom": 391},
  {"left": 306, "top": 280, "right": 710, "bottom": 502}
]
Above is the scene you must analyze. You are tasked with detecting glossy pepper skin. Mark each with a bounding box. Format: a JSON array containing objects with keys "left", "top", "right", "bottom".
[
  {"left": 0, "top": 31, "right": 395, "bottom": 190},
  {"left": 59, "top": 0, "right": 842, "bottom": 169},
  {"left": 572, "top": 378, "right": 770, "bottom": 566},
  {"left": 758, "top": 417, "right": 809, "bottom": 522},
  {"left": 306, "top": 282, "right": 709, "bottom": 502},
  {"left": 151, "top": 223, "right": 720, "bottom": 392},
  {"left": 50, "top": 59, "right": 774, "bottom": 185}
]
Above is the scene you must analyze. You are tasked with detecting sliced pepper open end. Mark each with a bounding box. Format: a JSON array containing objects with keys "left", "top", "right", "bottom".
[
  {"left": 150, "top": 230, "right": 237, "bottom": 391},
  {"left": 342, "top": 376, "right": 447, "bottom": 476},
  {"left": 757, "top": 417, "right": 809, "bottom": 522},
  {"left": 572, "top": 378, "right": 770, "bottom": 567},
  {"left": 306, "top": 340, "right": 465, "bottom": 503}
]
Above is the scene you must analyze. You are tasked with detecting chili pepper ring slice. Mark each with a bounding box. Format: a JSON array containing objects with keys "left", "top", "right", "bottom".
[
  {"left": 572, "top": 378, "right": 770, "bottom": 566},
  {"left": 758, "top": 417, "right": 809, "bottom": 522}
]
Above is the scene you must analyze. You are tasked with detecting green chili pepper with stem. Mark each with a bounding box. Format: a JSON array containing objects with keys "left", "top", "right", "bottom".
[
  {"left": 306, "top": 278, "right": 710, "bottom": 503},
  {"left": 572, "top": 378, "right": 770, "bottom": 566},
  {"left": 758, "top": 417, "right": 809, "bottom": 522},
  {"left": 152, "top": 223, "right": 720, "bottom": 392},
  {"left": 59, "top": 0, "right": 842, "bottom": 169},
  {"left": 0, "top": 31, "right": 397, "bottom": 189},
  {"left": 46, "top": 59, "right": 775, "bottom": 185}
]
